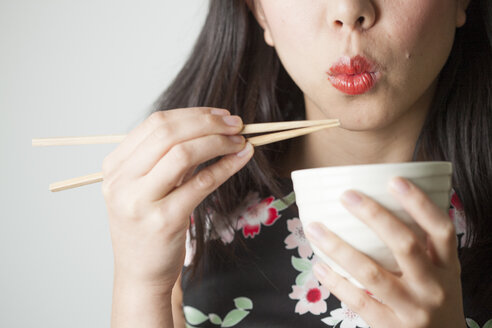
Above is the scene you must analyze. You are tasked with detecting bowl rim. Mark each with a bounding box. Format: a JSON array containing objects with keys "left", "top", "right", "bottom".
[{"left": 291, "top": 161, "right": 452, "bottom": 179}]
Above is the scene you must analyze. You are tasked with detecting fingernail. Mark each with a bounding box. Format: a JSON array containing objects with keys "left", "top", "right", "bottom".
[
  {"left": 228, "top": 135, "right": 244, "bottom": 144},
  {"left": 341, "top": 190, "right": 362, "bottom": 206},
  {"left": 223, "top": 115, "right": 242, "bottom": 127},
  {"left": 211, "top": 108, "right": 229, "bottom": 116},
  {"left": 304, "top": 223, "right": 325, "bottom": 242},
  {"left": 236, "top": 142, "right": 253, "bottom": 157},
  {"left": 390, "top": 177, "right": 409, "bottom": 194}
]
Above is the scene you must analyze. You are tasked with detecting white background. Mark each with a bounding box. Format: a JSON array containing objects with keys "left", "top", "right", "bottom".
[{"left": 0, "top": 1, "right": 207, "bottom": 326}]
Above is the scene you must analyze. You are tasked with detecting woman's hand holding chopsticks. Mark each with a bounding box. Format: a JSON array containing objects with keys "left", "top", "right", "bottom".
[
  {"left": 105, "top": 107, "right": 254, "bottom": 327},
  {"left": 32, "top": 113, "right": 339, "bottom": 191}
]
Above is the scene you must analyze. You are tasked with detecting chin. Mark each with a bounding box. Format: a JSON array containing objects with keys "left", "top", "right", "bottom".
[{"left": 337, "top": 114, "right": 397, "bottom": 132}]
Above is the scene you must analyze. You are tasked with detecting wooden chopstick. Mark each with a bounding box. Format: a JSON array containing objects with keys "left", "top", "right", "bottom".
[
  {"left": 32, "top": 119, "right": 339, "bottom": 147},
  {"left": 32, "top": 134, "right": 127, "bottom": 147},
  {"left": 247, "top": 122, "right": 339, "bottom": 146},
  {"left": 241, "top": 119, "right": 338, "bottom": 134},
  {"left": 50, "top": 172, "right": 104, "bottom": 192},
  {"left": 44, "top": 120, "right": 340, "bottom": 192}
]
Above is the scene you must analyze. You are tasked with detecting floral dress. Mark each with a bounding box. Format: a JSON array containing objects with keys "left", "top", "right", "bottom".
[{"left": 181, "top": 178, "right": 491, "bottom": 328}]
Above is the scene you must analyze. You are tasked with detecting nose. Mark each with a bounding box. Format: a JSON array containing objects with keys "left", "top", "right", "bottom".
[{"left": 328, "top": 0, "right": 376, "bottom": 31}]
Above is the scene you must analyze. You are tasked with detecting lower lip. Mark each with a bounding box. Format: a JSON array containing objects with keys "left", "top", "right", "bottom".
[{"left": 327, "top": 72, "right": 378, "bottom": 95}]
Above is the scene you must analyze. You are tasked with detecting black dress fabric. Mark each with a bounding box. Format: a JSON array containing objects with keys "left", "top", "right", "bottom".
[{"left": 181, "top": 178, "right": 491, "bottom": 328}]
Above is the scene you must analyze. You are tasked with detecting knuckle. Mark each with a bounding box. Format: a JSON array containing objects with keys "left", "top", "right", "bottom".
[
  {"left": 101, "top": 179, "right": 113, "bottom": 198},
  {"left": 351, "top": 296, "right": 368, "bottom": 312},
  {"left": 101, "top": 174, "right": 121, "bottom": 199},
  {"left": 157, "top": 203, "right": 187, "bottom": 233},
  {"left": 438, "top": 223, "right": 456, "bottom": 243},
  {"left": 414, "top": 192, "right": 430, "bottom": 210},
  {"left": 125, "top": 195, "right": 146, "bottom": 220},
  {"left": 152, "top": 124, "right": 172, "bottom": 140},
  {"left": 363, "top": 201, "right": 381, "bottom": 218},
  {"left": 431, "top": 288, "right": 446, "bottom": 307},
  {"left": 361, "top": 264, "right": 382, "bottom": 284},
  {"left": 215, "top": 134, "right": 230, "bottom": 147},
  {"left": 320, "top": 238, "right": 340, "bottom": 255},
  {"left": 172, "top": 144, "right": 193, "bottom": 166},
  {"left": 221, "top": 155, "right": 238, "bottom": 172},
  {"left": 158, "top": 201, "right": 175, "bottom": 219},
  {"left": 203, "top": 113, "right": 216, "bottom": 126},
  {"left": 126, "top": 202, "right": 139, "bottom": 219},
  {"left": 148, "top": 111, "right": 166, "bottom": 126},
  {"left": 195, "top": 106, "right": 211, "bottom": 114},
  {"left": 397, "top": 235, "right": 420, "bottom": 256},
  {"left": 194, "top": 168, "right": 216, "bottom": 191}
]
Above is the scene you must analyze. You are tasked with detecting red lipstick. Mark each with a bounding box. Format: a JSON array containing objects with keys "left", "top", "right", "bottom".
[{"left": 327, "top": 55, "right": 379, "bottom": 95}]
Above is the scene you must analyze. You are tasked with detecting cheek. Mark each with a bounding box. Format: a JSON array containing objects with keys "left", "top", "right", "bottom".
[
  {"left": 380, "top": 0, "right": 458, "bottom": 105},
  {"left": 262, "top": 1, "right": 325, "bottom": 85},
  {"left": 264, "top": 0, "right": 323, "bottom": 44},
  {"left": 390, "top": 0, "right": 457, "bottom": 66}
]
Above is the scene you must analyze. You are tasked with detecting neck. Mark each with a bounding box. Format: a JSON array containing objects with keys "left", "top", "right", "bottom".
[{"left": 279, "top": 89, "right": 432, "bottom": 177}]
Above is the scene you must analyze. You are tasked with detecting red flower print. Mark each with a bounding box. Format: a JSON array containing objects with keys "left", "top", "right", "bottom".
[
  {"left": 449, "top": 189, "right": 467, "bottom": 241},
  {"left": 306, "top": 288, "right": 322, "bottom": 303},
  {"left": 289, "top": 279, "right": 330, "bottom": 315},
  {"left": 451, "top": 191, "right": 463, "bottom": 211},
  {"left": 238, "top": 196, "right": 281, "bottom": 238}
]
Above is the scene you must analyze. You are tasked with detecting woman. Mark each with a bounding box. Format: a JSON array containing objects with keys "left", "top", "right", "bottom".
[{"left": 102, "top": 0, "right": 492, "bottom": 327}]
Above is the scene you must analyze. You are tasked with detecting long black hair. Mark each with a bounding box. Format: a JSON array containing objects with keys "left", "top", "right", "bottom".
[
  {"left": 152, "top": 0, "right": 491, "bottom": 314},
  {"left": 416, "top": 0, "right": 492, "bottom": 315}
]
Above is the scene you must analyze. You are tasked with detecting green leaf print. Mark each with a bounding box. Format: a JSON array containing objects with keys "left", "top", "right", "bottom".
[
  {"left": 221, "top": 309, "right": 250, "bottom": 327},
  {"left": 272, "top": 191, "right": 296, "bottom": 211},
  {"left": 292, "top": 256, "right": 312, "bottom": 272},
  {"left": 184, "top": 306, "right": 209, "bottom": 325},
  {"left": 466, "top": 318, "right": 492, "bottom": 328},
  {"left": 234, "top": 297, "right": 253, "bottom": 310},
  {"left": 467, "top": 318, "right": 480, "bottom": 328},
  {"left": 183, "top": 297, "right": 253, "bottom": 327},
  {"left": 321, "top": 316, "right": 342, "bottom": 326},
  {"left": 295, "top": 271, "right": 311, "bottom": 286},
  {"left": 209, "top": 313, "right": 222, "bottom": 325}
]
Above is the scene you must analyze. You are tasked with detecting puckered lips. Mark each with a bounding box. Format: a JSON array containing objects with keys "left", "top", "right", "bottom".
[{"left": 327, "top": 55, "right": 380, "bottom": 95}]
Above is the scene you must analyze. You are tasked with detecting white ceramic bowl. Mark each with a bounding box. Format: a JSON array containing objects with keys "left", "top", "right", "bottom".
[{"left": 291, "top": 161, "right": 452, "bottom": 288}]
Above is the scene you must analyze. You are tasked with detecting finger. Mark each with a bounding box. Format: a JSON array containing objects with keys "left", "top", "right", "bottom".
[
  {"left": 162, "top": 142, "right": 254, "bottom": 219},
  {"left": 388, "top": 177, "right": 458, "bottom": 266},
  {"left": 340, "top": 190, "right": 435, "bottom": 282},
  {"left": 313, "top": 261, "right": 399, "bottom": 328},
  {"left": 304, "top": 222, "right": 412, "bottom": 311},
  {"left": 176, "top": 164, "right": 198, "bottom": 187},
  {"left": 103, "top": 107, "right": 230, "bottom": 173},
  {"left": 120, "top": 111, "right": 243, "bottom": 178},
  {"left": 141, "top": 134, "right": 246, "bottom": 200}
]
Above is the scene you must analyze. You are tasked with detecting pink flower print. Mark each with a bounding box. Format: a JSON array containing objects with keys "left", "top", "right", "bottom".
[
  {"left": 184, "top": 228, "right": 196, "bottom": 267},
  {"left": 238, "top": 196, "right": 280, "bottom": 238},
  {"left": 321, "top": 302, "right": 369, "bottom": 328},
  {"left": 289, "top": 279, "right": 330, "bottom": 315},
  {"left": 207, "top": 211, "right": 237, "bottom": 245},
  {"left": 449, "top": 190, "right": 467, "bottom": 240},
  {"left": 285, "top": 218, "right": 313, "bottom": 258}
]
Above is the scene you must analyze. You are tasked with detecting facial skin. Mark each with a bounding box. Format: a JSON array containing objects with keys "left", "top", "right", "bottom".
[{"left": 250, "top": 0, "right": 468, "bottom": 171}]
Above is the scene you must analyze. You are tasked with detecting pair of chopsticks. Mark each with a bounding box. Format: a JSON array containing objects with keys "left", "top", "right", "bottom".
[{"left": 32, "top": 118, "right": 340, "bottom": 192}]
